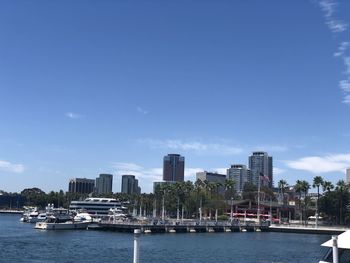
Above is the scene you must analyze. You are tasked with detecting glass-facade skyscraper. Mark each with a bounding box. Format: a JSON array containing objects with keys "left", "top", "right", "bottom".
[
  {"left": 95, "top": 174, "right": 113, "bottom": 194},
  {"left": 121, "top": 175, "right": 141, "bottom": 195},
  {"left": 227, "top": 164, "right": 250, "bottom": 192},
  {"left": 163, "top": 154, "right": 185, "bottom": 182},
  {"left": 248, "top": 152, "right": 273, "bottom": 188}
]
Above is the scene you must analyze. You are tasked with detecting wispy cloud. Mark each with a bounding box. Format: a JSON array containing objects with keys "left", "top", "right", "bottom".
[
  {"left": 318, "top": 0, "right": 350, "bottom": 105},
  {"left": 273, "top": 167, "right": 285, "bottom": 175},
  {"left": 139, "top": 139, "right": 243, "bottom": 155},
  {"left": 285, "top": 153, "right": 350, "bottom": 174},
  {"left": 0, "top": 160, "right": 25, "bottom": 173},
  {"left": 112, "top": 162, "right": 204, "bottom": 192},
  {"left": 65, "top": 112, "right": 84, "bottom": 119},
  {"left": 137, "top": 107, "right": 148, "bottom": 115},
  {"left": 252, "top": 145, "right": 289, "bottom": 153},
  {"left": 319, "top": 0, "right": 347, "bottom": 33},
  {"left": 334, "top": 42, "right": 350, "bottom": 57}
]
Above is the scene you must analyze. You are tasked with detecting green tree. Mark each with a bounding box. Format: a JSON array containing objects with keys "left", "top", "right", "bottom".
[{"left": 278, "top": 179, "right": 288, "bottom": 205}]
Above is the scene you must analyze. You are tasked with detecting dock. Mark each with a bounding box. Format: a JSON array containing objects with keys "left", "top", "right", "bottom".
[
  {"left": 87, "top": 220, "right": 350, "bottom": 235},
  {"left": 0, "top": 209, "right": 23, "bottom": 214},
  {"left": 88, "top": 221, "right": 269, "bottom": 233}
]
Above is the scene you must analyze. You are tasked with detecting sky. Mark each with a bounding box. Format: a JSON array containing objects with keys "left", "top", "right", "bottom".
[{"left": 1, "top": 0, "right": 350, "bottom": 194}]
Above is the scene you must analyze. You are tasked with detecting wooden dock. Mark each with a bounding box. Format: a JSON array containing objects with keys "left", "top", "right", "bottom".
[{"left": 88, "top": 222, "right": 269, "bottom": 233}]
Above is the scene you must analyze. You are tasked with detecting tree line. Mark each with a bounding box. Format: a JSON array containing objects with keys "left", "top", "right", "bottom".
[{"left": 1, "top": 176, "right": 349, "bottom": 225}]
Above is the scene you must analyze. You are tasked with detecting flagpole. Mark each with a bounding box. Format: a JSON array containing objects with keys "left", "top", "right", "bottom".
[{"left": 257, "top": 173, "right": 261, "bottom": 224}]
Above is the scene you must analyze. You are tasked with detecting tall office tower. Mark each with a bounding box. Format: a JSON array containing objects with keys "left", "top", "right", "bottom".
[
  {"left": 95, "top": 174, "right": 113, "bottom": 194},
  {"left": 121, "top": 175, "right": 141, "bottom": 195},
  {"left": 249, "top": 152, "right": 273, "bottom": 188},
  {"left": 227, "top": 165, "right": 251, "bottom": 193},
  {"left": 196, "top": 171, "right": 226, "bottom": 195},
  {"left": 68, "top": 178, "right": 95, "bottom": 194},
  {"left": 163, "top": 154, "right": 185, "bottom": 182},
  {"left": 347, "top": 168, "right": 350, "bottom": 184}
]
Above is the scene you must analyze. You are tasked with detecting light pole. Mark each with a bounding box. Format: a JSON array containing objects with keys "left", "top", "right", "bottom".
[{"left": 230, "top": 197, "right": 233, "bottom": 223}]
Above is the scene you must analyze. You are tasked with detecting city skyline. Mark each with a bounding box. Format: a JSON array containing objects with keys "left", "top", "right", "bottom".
[{"left": 1, "top": 1, "right": 350, "bottom": 193}]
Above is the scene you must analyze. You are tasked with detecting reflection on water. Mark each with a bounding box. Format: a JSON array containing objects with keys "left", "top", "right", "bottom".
[{"left": 0, "top": 214, "right": 329, "bottom": 263}]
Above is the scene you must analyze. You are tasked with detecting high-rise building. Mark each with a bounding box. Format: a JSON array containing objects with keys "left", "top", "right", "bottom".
[
  {"left": 347, "top": 168, "right": 350, "bottom": 183},
  {"left": 95, "top": 174, "right": 113, "bottom": 194},
  {"left": 227, "top": 165, "right": 250, "bottom": 192},
  {"left": 249, "top": 152, "right": 273, "bottom": 188},
  {"left": 196, "top": 171, "right": 226, "bottom": 195},
  {"left": 68, "top": 178, "right": 95, "bottom": 194},
  {"left": 163, "top": 154, "right": 185, "bottom": 182},
  {"left": 121, "top": 175, "right": 141, "bottom": 195}
]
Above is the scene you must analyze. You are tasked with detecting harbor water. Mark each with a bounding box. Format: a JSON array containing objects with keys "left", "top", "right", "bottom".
[{"left": 0, "top": 214, "right": 330, "bottom": 263}]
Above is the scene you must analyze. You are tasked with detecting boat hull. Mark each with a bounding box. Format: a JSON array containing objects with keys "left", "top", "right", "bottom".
[{"left": 35, "top": 221, "right": 89, "bottom": 230}]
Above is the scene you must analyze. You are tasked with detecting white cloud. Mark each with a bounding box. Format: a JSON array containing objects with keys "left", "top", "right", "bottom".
[
  {"left": 339, "top": 79, "right": 350, "bottom": 92},
  {"left": 342, "top": 94, "right": 350, "bottom": 105},
  {"left": 65, "top": 112, "right": 83, "bottom": 119},
  {"left": 334, "top": 41, "right": 350, "bottom": 57},
  {"left": 212, "top": 168, "right": 228, "bottom": 175},
  {"left": 344, "top": 57, "right": 350, "bottom": 74},
  {"left": 253, "top": 145, "right": 289, "bottom": 153},
  {"left": 319, "top": 0, "right": 347, "bottom": 33},
  {"left": 137, "top": 107, "right": 148, "bottom": 115},
  {"left": 326, "top": 20, "right": 348, "bottom": 33},
  {"left": 139, "top": 139, "right": 243, "bottom": 155},
  {"left": 285, "top": 153, "right": 350, "bottom": 174},
  {"left": 112, "top": 162, "right": 143, "bottom": 171},
  {"left": 273, "top": 167, "right": 285, "bottom": 175},
  {"left": 185, "top": 168, "right": 204, "bottom": 181},
  {"left": 0, "top": 160, "right": 25, "bottom": 173},
  {"left": 112, "top": 162, "right": 207, "bottom": 192},
  {"left": 319, "top": 0, "right": 336, "bottom": 18}
]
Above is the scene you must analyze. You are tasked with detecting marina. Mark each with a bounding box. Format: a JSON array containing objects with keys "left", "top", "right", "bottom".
[{"left": 0, "top": 214, "right": 332, "bottom": 262}]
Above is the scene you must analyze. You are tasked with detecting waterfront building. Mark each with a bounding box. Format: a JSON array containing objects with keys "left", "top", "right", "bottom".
[
  {"left": 347, "top": 168, "right": 350, "bottom": 183},
  {"left": 121, "top": 175, "right": 141, "bottom": 195},
  {"left": 249, "top": 151, "right": 273, "bottom": 188},
  {"left": 227, "top": 165, "right": 250, "bottom": 193},
  {"left": 95, "top": 174, "right": 113, "bottom": 194},
  {"left": 196, "top": 171, "right": 226, "bottom": 195},
  {"left": 163, "top": 154, "right": 185, "bottom": 182},
  {"left": 69, "top": 197, "right": 122, "bottom": 216},
  {"left": 68, "top": 178, "right": 95, "bottom": 194}
]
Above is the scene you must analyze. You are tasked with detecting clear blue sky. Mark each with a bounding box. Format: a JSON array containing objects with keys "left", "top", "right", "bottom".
[{"left": 1, "top": 0, "right": 350, "bottom": 193}]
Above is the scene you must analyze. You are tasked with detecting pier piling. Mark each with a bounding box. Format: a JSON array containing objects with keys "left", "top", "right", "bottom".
[{"left": 133, "top": 229, "right": 141, "bottom": 263}]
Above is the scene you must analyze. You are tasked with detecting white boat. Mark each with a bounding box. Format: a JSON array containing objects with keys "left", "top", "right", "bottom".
[
  {"left": 27, "top": 211, "right": 40, "bottom": 223},
  {"left": 69, "top": 198, "right": 126, "bottom": 217},
  {"left": 35, "top": 220, "right": 89, "bottom": 230},
  {"left": 74, "top": 212, "right": 92, "bottom": 222},
  {"left": 20, "top": 207, "right": 39, "bottom": 222},
  {"left": 319, "top": 230, "right": 350, "bottom": 263}
]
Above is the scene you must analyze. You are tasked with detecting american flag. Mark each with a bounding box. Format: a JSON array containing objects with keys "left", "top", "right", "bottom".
[{"left": 259, "top": 172, "right": 270, "bottom": 182}]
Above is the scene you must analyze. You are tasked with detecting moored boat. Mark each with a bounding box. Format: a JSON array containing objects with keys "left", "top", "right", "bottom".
[{"left": 35, "top": 220, "right": 89, "bottom": 230}]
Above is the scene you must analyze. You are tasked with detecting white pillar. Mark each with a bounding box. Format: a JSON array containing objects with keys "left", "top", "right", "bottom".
[
  {"left": 181, "top": 206, "right": 184, "bottom": 223},
  {"left": 162, "top": 195, "right": 165, "bottom": 221},
  {"left": 332, "top": 235, "right": 339, "bottom": 263},
  {"left": 133, "top": 229, "right": 141, "bottom": 263}
]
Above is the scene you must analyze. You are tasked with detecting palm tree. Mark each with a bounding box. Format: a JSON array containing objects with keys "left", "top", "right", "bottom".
[
  {"left": 278, "top": 179, "right": 287, "bottom": 205},
  {"left": 322, "top": 181, "right": 334, "bottom": 193},
  {"left": 194, "top": 179, "right": 205, "bottom": 221},
  {"left": 224, "top": 179, "right": 235, "bottom": 200},
  {"left": 335, "top": 180, "right": 349, "bottom": 225},
  {"left": 295, "top": 180, "right": 310, "bottom": 224},
  {"left": 312, "top": 176, "right": 324, "bottom": 227}
]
